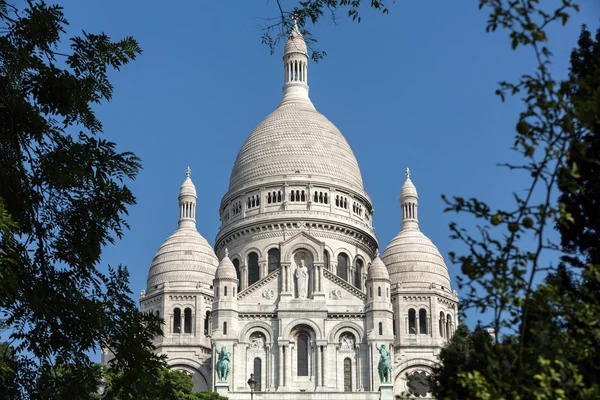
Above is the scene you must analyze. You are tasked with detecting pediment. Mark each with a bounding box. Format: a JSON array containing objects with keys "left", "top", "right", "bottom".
[
  {"left": 324, "top": 268, "right": 367, "bottom": 302},
  {"left": 280, "top": 231, "right": 325, "bottom": 263},
  {"left": 237, "top": 268, "right": 281, "bottom": 303}
]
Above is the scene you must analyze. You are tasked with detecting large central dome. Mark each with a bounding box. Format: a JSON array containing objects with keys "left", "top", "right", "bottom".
[{"left": 228, "top": 100, "right": 364, "bottom": 192}]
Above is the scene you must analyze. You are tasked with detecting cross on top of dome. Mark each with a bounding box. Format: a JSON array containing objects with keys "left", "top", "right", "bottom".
[
  {"left": 186, "top": 166, "right": 191, "bottom": 178},
  {"left": 405, "top": 167, "right": 411, "bottom": 179}
]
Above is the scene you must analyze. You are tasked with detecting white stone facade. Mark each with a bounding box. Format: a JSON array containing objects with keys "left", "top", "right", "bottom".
[{"left": 137, "top": 23, "right": 458, "bottom": 399}]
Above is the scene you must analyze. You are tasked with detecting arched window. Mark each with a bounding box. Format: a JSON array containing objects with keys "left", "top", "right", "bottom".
[
  {"left": 336, "top": 195, "right": 340, "bottom": 207},
  {"left": 324, "top": 250, "right": 330, "bottom": 270},
  {"left": 446, "top": 314, "right": 452, "bottom": 339},
  {"left": 337, "top": 253, "right": 348, "bottom": 281},
  {"left": 267, "top": 248, "right": 281, "bottom": 274},
  {"left": 247, "top": 252, "right": 259, "bottom": 286},
  {"left": 232, "top": 258, "right": 241, "bottom": 282},
  {"left": 354, "top": 259, "right": 363, "bottom": 289},
  {"left": 297, "top": 333, "right": 309, "bottom": 376},
  {"left": 344, "top": 357, "right": 352, "bottom": 391},
  {"left": 267, "top": 193, "right": 272, "bottom": 204},
  {"left": 204, "top": 311, "right": 211, "bottom": 335},
  {"left": 224, "top": 286, "right": 228, "bottom": 296},
  {"left": 378, "top": 286, "right": 382, "bottom": 296},
  {"left": 256, "top": 195, "right": 260, "bottom": 206},
  {"left": 393, "top": 318, "right": 396, "bottom": 336},
  {"left": 319, "top": 192, "right": 324, "bottom": 203},
  {"left": 253, "top": 358, "right": 262, "bottom": 391},
  {"left": 314, "top": 191, "right": 318, "bottom": 202},
  {"left": 184, "top": 308, "right": 192, "bottom": 334},
  {"left": 291, "top": 191, "right": 295, "bottom": 202},
  {"left": 369, "top": 287, "right": 372, "bottom": 297},
  {"left": 419, "top": 308, "right": 428, "bottom": 334},
  {"left": 378, "top": 322, "right": 383, "bottom": 336},
  {"left": 296, "top": 190, "right": 300, "bottom": 201},
  {"left": 324, "top": 193, "right": 328, "bottom": 204},
  {"left": 277, "top": 191, "right": 282, "bottom": 202},
  {"left": 223, "top": 321, "right": 228, "bottom": 335},
  {"left": 173, "top": 308, "right": 181, "bottom": 333},
  {"left": 408, "top": 309, "right": 417, "bottom": 334},
  {"left": 439, "top": 312, "right": 445, "bottom": 338}
]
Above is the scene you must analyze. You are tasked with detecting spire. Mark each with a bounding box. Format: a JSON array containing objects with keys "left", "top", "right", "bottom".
[
  {"left": 400, "top": 167, "right": 419, "bottom": 231},
  {"left": 178, "top": 167, "right": 197, "bottom": 229},
  {"left": 280, "top": 18, "right": 311, "bottom": 106}
]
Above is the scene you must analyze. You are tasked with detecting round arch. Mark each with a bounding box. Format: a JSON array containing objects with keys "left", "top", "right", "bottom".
[
  {"left": 239, "top": 321, "right": 276, "bottom": 343},
  {"left": 167, "top": 358, "right": 211, "bottom": 392},
  {"left": 329, "top": 321, "right": 365, "bottom": 343},
  {"left": 282, "top": 318, "right": 323, "bottom": 339},
  {"left": 282, "top": 242, "right": 319, "bottom": 264},
  {"left": 243, "top": 247, "right": 263, "bottom": 261}
]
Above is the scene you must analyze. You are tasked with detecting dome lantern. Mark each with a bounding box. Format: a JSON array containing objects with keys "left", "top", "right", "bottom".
[
  {"left": 178, "top": 166, "right": 197, "bottom": 229},
  {"left": 400, "top": 167, "right": 419, "bottom": 231},
  {"left": 281, "top": 19, "right": 311, "bottom": 106}
]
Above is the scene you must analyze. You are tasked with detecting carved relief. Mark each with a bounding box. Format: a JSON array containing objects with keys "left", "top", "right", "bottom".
[
  {"left": 249, "top": 333, "right": 266, "bottom": 351},
  {"left": 330, "top": 289, "right": 342, "bottom": 299},
  {"left": 262, "top": 289, "right": 275, "bottom": 299},
  {"left": 339, "top": 333, "right": 355, "bottom": 351}
]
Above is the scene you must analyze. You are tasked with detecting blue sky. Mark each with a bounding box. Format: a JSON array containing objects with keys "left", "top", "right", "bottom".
[{"left": 57, "top": 1, "right": 599, "bottom": 345}]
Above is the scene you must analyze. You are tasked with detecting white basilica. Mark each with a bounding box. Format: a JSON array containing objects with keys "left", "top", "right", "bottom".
[{"left": 137, "top": 24, "right": 459, "bottom": 399}]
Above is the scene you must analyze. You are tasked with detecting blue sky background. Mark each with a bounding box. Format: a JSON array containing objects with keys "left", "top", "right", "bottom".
[{"left": 56, "top": 0, "right": 599, "bottom": 354}]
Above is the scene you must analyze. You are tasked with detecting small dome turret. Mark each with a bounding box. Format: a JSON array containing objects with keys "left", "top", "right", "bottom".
[
  {"left": 382, "top": 169, "right": 451, "bottom": 290},
  {"left": 367, "top": 254, "right": 390, "bottom": 281},
  {"left": 215, "top": 249, "right": 238, "bottom": 281},
  {"left": 146, "top": 168, "right": 218, "bottom": 290}
]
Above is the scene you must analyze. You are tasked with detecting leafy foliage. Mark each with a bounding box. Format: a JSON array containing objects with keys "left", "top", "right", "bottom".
[
  {"left": 0, "top": 1, "right": 168, "bottom": 398},
  {"left": 261, "top": 0, "right": 392, "bottom": 62}
]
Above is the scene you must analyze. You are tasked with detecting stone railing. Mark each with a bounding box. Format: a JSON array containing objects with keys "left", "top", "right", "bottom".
[
  {"left": 324, "top": 269, "right": 367, "bottom": 301},
  {"left": 237, "top": 269, "right": 281, "bottom": 300}
]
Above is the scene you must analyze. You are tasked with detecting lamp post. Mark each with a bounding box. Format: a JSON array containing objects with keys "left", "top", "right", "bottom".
[
  {"left": 247, "top": 373, "right": 257, "bottom": 400},
  {"left": 95, "top": 373, "right": 108, "bottom": 399}
]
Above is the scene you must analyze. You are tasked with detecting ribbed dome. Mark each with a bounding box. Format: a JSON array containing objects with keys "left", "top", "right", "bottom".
[
  {"left": 382, "top": 229, "right": 451, "bottom": 289},
  {"left": 400, "top": 177, "right": 418, "bottom": 198},
  {"left": 179, "top": 176, "right": 196, "bottom": 198},
  {"left": 367, "top": 256, "right": 390, "bottom": 280},
  {"left": 215, "top": 250, "right": 238, "bottom": 280},
  {"left": 228, "top": 101, "right": 364, "bottom": 192},
  {"left": 147, "top": 227, "right": 219, "bottom": 288},
  {"left": 284, "top": 24, "right": 308, "bottom": 56}
]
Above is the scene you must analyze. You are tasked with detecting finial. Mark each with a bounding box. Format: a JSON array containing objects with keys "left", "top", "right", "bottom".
[
  {"left": 186, "top": 166, "right": 191, "bottom": 178},
  {"left": 225, "top": 248, "right": 229, "bottom": 258},
  {"left": 405, "top": 167, "right": 411, "bottom": 179},
  {"left": 376, "top": 249, "right": 380, "bottom": 258}
]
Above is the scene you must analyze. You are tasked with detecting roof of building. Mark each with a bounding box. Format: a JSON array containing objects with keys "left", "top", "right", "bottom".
[
  {"left": 367, "top": 254, "right": 390, "bottom": 280},
  {"left": 215, "top": 249, "right": 238, "bottom": 280},
  {"left": 382, "top": 171, "right": 451, "bottom": 290},
  {"left": 146, "top": 170, "right": 218, "bottom": 289}
]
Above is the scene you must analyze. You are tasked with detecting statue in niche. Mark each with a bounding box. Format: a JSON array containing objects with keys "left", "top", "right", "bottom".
[
  {"left": 340, "top": 334, "right": 355, "bottom": 351},
  {"left": 250, "top": 334, "right": 265, "bottom": 351},
  {"left": 295, "top": 259, "right": 309, "bottom": 298}
]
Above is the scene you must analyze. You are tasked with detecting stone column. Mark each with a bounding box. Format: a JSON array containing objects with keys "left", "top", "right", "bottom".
[
  {"left": 278, "top": 345, "right": 284, "bottom": 389},
  {"left": 232, "top": 343, "right": 236, "bottom": 389},
  {"left": 288, "top": 343, "right": 294, "bottom": 387},
  {"left": 368, "top": 343, "right": 373, "bottom": 391},
  {"left": 356, "top": 344, "right": 361, "bottom": 390},
  {"left": 242, "top": 265, "right": 248, "bottom": 290}
]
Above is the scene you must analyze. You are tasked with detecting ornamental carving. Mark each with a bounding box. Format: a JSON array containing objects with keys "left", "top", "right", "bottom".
[
  {"left": 249, "top": 333, "right": 266, "bottom": 351},
  {"left": 339, "top": 333, "right": 355, "bottom": 351},
  {"left": 262, "top": 289, "right": 275, "bottom": 299},
  {"left": 330, "top": 289, "right": 342, "bottom": 299}
]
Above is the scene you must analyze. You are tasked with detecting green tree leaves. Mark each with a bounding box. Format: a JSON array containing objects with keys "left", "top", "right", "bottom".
[{"left": 0, "top": 1, "right": 166, "bottom": 398}]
